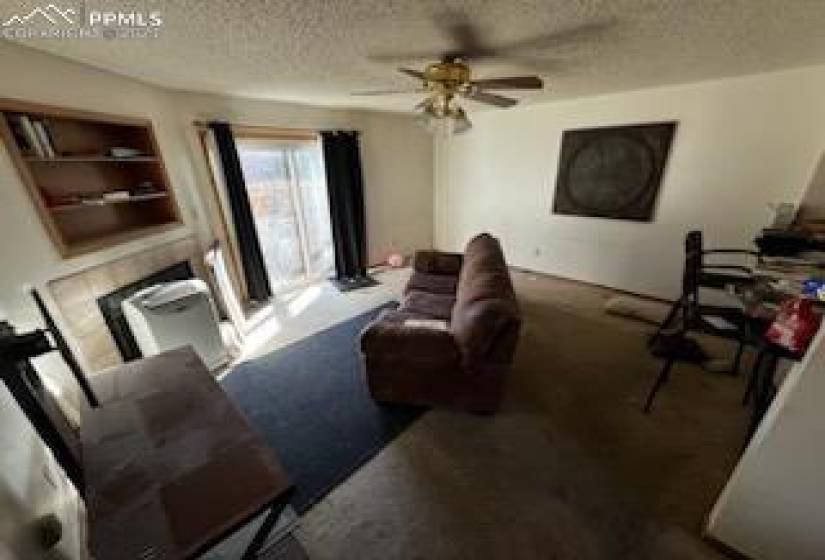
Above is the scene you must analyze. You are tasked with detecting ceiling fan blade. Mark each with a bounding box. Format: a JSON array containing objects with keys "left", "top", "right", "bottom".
[
  {"left": 368, "top": 49, "right": 446, "bottom": 63},
  {"left": 398, "top": 67, "right": 425, "bottom": 80},
  {"left": 465, "top": 90, "right": 518, "bottom": 108},
  {"left": 494, "top": 55, "right": 562, "bottom": 72},
  {"left": 351, "top": 88, "right": 424, "bottom": 96},
  {"left": 367, "top": 12, "right": 484, "bottom": 63},
  {"left": 495, "top": 20, "right": 616, "bottom": 54},
  {"left": 367, "top": 17, "right": 612, "bottom": 66},
  {"left": 436, "top": 11, "right": 505, "bottom": 61},
  {"left": 438, "top": 12, "right": 484, "bottom": 57},
  {"left": 472, "top": 76, "right": 544, "bottom": 90}
]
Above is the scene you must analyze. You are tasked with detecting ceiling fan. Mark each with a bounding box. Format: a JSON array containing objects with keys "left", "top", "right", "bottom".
[
  {"left": 353, "top": 14, "right": 613, "bottom": 134},
  {"left": 355, "top": 60, "right": 543, "bottom": 134}
]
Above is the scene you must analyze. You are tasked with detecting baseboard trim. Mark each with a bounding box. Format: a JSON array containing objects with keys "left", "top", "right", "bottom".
[{"left": 507, "top": 265, "right": 675, "bottom": 305}]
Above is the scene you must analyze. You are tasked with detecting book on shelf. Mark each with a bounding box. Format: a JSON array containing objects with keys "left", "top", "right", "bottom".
[
  {"left": 109, "top": 147, "right": 144, "bottom": 158},
  {"left": 102, "top": 190, "right": 131, "bottom": 202},
  {"left": 32, "top": 119, "right": 56, "bottom": 158},
  {"left": 12, "top": 115, "right": 46, "bottom": 157},
  {"left": 6, "top": 115, "right": 35, "bottom": 156},
  {"left": 7, "top": 114, "right": 56, "bottom": 158}
]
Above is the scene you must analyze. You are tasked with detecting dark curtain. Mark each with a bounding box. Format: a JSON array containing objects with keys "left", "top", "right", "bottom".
[
  {"left": 208, "top": 121, "right": 272, "bottom": 302},
  {"left": 321, "top": 131, "right": 369, "bottom": 282}
]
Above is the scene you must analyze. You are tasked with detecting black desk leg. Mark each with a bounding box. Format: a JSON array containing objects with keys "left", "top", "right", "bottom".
[
  {"left": 748, "top": 351, "right": 778, "bottom": 439},
  {"left": 742, "top": 349, "right": 764, "bottom": 406},
  {"left": 730, "top": 340, "right": 745, "bottom": 376},
  {"left": 241, "top": 493, "right": 293, "bottom": 560},
  {"left": 730, "top": 320, "right": 751, "bottom": 376}
]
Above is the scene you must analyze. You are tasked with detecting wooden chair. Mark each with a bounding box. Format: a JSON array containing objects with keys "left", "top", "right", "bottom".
[{"left": 644, "top": 231, "right": 760, "bottom": 413}]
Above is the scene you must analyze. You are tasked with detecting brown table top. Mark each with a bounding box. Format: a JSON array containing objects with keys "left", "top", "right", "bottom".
[{"left": 81, "top": 347, "right": 291, "bottom": 559}]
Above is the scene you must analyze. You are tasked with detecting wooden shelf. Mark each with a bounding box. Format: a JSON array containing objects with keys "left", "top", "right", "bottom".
[
  {"left": 25, "top": 155, "right": 158, "bottom": 163},
  {"left": 49, "top": 192, "right": 169, "bottom": 213},
  {"left": 0, "top": 98, "right": 182, "bottom": 258},
  {"left": 63, "top": 223, "right": 183, "bottom": 258}
]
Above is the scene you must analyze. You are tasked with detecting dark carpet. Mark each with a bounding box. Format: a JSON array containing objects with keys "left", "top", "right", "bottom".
[
  {"left": 221, "top": 302, "right": 424, "bottom": 514},
  {"left": 295, "top": 273, "right": 744, "bottom": 559}
]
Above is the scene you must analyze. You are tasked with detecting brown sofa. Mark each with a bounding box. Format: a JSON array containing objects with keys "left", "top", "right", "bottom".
[{"left": 359, "top": 233, "right": 521, "bottom": 413}]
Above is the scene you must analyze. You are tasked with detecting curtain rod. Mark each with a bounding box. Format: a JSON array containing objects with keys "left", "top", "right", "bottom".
[{"left": 192, "top": 121, "right": 360, "bottom": 134}]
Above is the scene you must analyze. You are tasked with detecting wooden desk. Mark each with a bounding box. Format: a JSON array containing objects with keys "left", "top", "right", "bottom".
[{"left": 82, "top": 347, "right": 292, "bottom": 559}]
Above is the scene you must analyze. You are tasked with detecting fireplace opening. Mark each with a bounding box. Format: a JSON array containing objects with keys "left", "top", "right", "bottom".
[{"left": 96, "top": 261, "right": 194, "bottom": 361}]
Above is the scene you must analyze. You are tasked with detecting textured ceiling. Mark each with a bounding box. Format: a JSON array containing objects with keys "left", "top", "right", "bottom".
[{"left": 5, "top": 0, "right": 825, "bottom": 112}]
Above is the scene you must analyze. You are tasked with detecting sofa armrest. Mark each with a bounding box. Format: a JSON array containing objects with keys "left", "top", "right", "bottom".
[
  {"left": 360, "top": 314, "right": 461, "bottom": 362},
  {"left": 413, "top": 250, "right": 463, "bottom": 275}
]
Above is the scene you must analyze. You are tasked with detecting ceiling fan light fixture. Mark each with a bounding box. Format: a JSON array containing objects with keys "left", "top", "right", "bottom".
[
  {"left": 415, "top": 94, "right": 472, "bottom": 135},
  {"left": 451, "top": 107, "right": 472, "bottom": 134},
  {"left": 414, "top": 111, "right": 435, "bottom": 131},
  {"left": 414, "top": 105, "right": 444, "bottom": 135},
  {"left": 421, "top": 115, "right": 453, "bottom": 137}
]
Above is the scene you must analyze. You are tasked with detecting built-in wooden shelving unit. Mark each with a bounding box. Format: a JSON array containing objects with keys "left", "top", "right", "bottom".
[{"left": 0, "top": 99, "right": 182, "bottom": 258}]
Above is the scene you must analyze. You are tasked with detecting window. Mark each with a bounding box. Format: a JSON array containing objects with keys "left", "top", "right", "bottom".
[{"left": 236, "top": 135, "right": 334, "bottom": 292}]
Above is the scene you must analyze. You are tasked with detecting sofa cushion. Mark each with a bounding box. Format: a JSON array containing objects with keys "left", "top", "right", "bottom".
[
  {"left": 455, "top": 235, "right": 515, "bottom": 304},
  {"left": 413, "top": 250, "right": 463, "bottom": 275},
  {"left": 360, "top": 309, "right": 461, "bottom": 363},
  {"left": 461, "top": 234, "right": 507, "bottom": 275},
  {"left": 456, "top": 271, "right": 514, "bottom": 307},
  {"left": 450, "top": 298, "right": 519, "bottom": 366},
  {"left": 404, "top": 271, "right": 459, "bottom": 296},
  {"left": 401, "top": 290, "right": 456, "bottom": 320},
  {"left": 448, "top": 234, "right": 520, "bottom": 365}
]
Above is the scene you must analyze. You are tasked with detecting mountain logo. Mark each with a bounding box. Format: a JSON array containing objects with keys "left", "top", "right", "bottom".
[{"left": 3, "top": 4, "right": 77, "bottom": 26}]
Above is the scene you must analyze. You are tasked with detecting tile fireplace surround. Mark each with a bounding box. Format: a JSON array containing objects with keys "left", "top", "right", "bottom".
[{"left": 48, "top": 237, "right": 207, "bottom": 374}]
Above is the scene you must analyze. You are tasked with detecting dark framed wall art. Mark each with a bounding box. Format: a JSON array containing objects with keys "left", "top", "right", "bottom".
[{"left": 552, "top": 121, "right": 677, "bottom": 221}]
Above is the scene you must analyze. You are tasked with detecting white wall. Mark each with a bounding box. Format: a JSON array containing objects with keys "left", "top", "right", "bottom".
[
  {"left": 0, "top": 42, "right": 432, "bottom": 559},
  {"left": 354, "top": 110, "right": 434, "bottom": 263},
  {"left": 707, "top": 326, "right": 825, "bottom": 559},
  {"left": 435, "top": 64, "right": 825, "bottom": 299}
]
